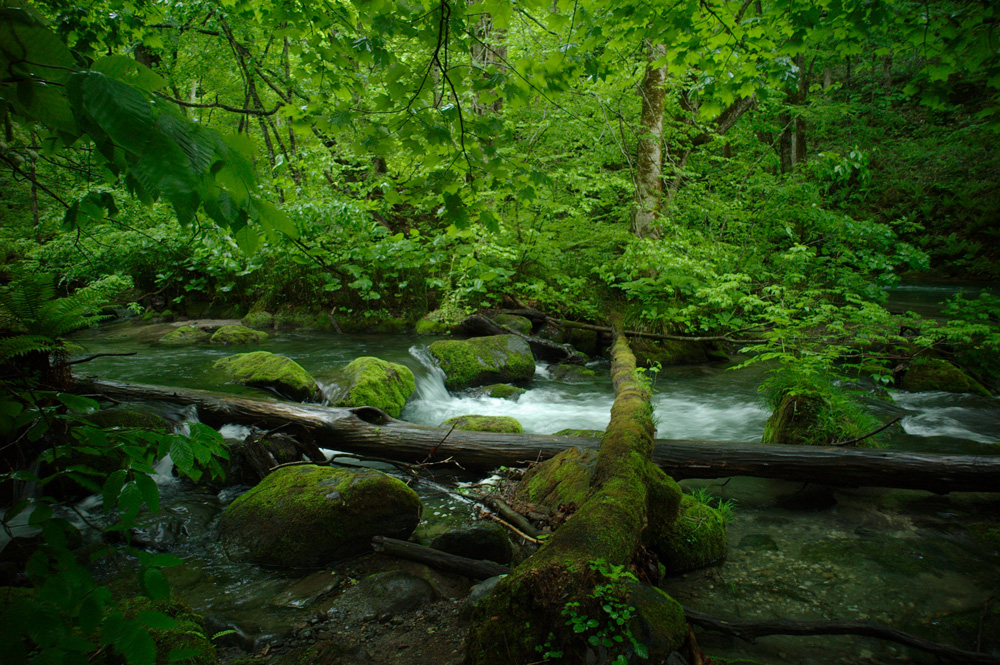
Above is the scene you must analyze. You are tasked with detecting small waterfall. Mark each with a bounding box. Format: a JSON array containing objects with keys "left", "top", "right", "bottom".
[{"left": 409, "top": 345, "right": 452, "bottom": 403}]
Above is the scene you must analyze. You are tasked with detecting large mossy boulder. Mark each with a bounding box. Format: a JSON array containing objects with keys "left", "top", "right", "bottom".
[
  {"left": 210, "top": 324, "right": 268, "bottom": 345},
  {"left": 647, "top": 494, "right": 727, "bottom": 573},
  {"left": 332, "top": 356, "right": 415, "bottom": 418},
  {"left": 214, "top": 351, "right": 318, "bottom": 401},
  {"left": 159, "top": 325, "right": 210, "bottom": 345},
  {"left": 431, "top": 523, "right": 513, "bottom": 564},
  {"left": 900, "top": 358, "right": 991, "bottom": 397},
  {"left": 441, "top": 414, "right": 523, "bottom": 433},
  {"left": 218, "top": 465, "right": 422, "bottom": 568},
  {"left": 428, "top": 334, "right": 535, "bottom": 390},
  {"left": 415, "top": 304, "right": 465, "bottom": 335}
]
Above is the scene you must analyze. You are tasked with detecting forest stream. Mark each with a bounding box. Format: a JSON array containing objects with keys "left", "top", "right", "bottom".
[{"left": 46, "top": 288, "right": 1000, "bottom": 665}]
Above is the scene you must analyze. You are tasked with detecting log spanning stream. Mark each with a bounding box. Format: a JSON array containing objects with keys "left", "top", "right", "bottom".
[{"left": 67, "top": 320, "right": 1000, "bottom": 664}]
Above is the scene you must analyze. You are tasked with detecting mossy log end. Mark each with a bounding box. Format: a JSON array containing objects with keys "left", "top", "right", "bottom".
[
  {"left": 81, "top": 379, "right": 1000, "bottom": 494},
  {"left": 465, "top": 333, "right": 687, "bottom": 665}
]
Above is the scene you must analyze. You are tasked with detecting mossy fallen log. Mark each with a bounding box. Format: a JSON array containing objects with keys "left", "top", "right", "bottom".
[{"left": 81, "top": 379, "right": 1000, "bottom": 493}]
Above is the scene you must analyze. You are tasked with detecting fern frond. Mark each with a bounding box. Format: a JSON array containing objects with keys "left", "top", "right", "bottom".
[{"left": 0, "top": 334, "right": 58, "bottom": 363}]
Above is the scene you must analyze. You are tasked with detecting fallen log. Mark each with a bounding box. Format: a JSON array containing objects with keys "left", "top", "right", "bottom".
[
  {"left": 81, "top": 379, "right": 1000, "bottom": 493},
  {"left": 684, "top": 607, "right": 1000, "bottom": 665},
  {"left": 371, "top": 536, "right": 509, "bottom": 580}
]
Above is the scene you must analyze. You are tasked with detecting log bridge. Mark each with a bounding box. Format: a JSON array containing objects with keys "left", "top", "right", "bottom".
[{"left": 83, "top": 378, "right": 1000, "bottom": 494}]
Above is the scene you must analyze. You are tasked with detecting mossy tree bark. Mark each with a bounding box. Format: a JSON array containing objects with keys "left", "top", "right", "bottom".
[{"left": 464, "top": 330, "right": 687, "bottom": 664}]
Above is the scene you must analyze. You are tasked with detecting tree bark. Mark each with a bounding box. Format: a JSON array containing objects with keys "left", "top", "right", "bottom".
[
  {"left": 81, "top": 379, "right": 1000, "bottom": 494},
  {"left": 632, "top": 42, "right": 667, "bottom": 239}
]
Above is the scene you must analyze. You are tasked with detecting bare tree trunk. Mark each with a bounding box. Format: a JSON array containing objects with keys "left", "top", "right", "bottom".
[
  {"left": 469, "top": 10, "right": 506, "bottom": 115},
  {"left": 631, "top": 42, "right": 667, "bottom": 239}
]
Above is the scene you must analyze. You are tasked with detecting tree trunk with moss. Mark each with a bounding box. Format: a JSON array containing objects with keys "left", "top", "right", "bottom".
[
  {"left": 631, "top": 42, "right": 667, "bottom": 240},
  {"left": 465, "top": 331, "right": 688, "bottom": 664}
]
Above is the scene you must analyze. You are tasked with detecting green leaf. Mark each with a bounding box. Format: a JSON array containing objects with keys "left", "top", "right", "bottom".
[
  {"left": 91, "top": 55, "right": 166, "bottom": 92},
  {"left": 168, "top": 437, "right": 194, "bottom": 476},
  {"left": 142, "top": 567, "right": 170, "bottom": 601},
  {"left": 134, "top": 473, "right": 159, "bottom": 514},
  {"left": 103, "top": 470, "right": 127, "bottom": 512},
  {"left": 119, "top": 622, "right": 157, "bottom": 665},
  {"left": 136, "top": 610, "right": 178, "bottom": 631},
  {"left": 55, "top": 392, "right": 100, "bottom": 413}
]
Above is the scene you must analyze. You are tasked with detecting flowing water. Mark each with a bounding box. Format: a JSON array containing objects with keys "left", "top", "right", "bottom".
[{"left": 63, "top": 309, "right": 1000, "bottom": 663}]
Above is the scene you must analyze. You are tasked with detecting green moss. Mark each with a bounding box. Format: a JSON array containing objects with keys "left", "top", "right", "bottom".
[
  {"left": 762, "top": 386, "right": 883, "bottom": 446},
  {"left": 518, "top": 446, "right": 597, "bottom": 508},
  {"left": 564, "top": 327, "right": 600, "bottom": 355},
  {"left": 631, "top": 337, "right": 717, "bottom": 366},
  {"left": 649, "top": 494, "right": 727, "bottom": 574},
  {"left": 415, "top": 304, "right": 465, "bottom": 335},
  {"left": 901, "top": 357, "right": 992, "bottom": 396},
  {"left": 494, "top": 313, "right": 532, "bottom": 335},
  {"left": 627, "top": 584, "right": 689, "bottom": 660},
  {"left": 214, "top": 351, "right": 318, "bottom": 401},
  {"left": 219, "top": 465, "right": 422, "bottom": 567},
  {"left": 441, "top": 414, "right": 523, "bottom": 433},
  {"left": 87, "top": 406, "right": 171, "bottom": 432},
  {"left": 334, "top": 356, "right": 415, "bottom": 418},
  {"left": 554, "top": 428, "right": 604, "bottom": 437},
  {"left": 241, "top": 310, "right": 274, "bottom": 330},
  {"left": 274, "top": 307, "right": 333, "bottom": 330},
  {"left": 210, "top": 324, "right": 268, "bottom": 345},
  {"left": 118, "top": 597, "right": 216, "bottom": 665},
  {"left": 550, "top": 363, "right": 597, "bottom": 382},
  {"left": 471, "top": 383, "right": 526, "bottom": 400},
  {"left": 159, "top": 325, "right": 209, "bottom": 345},
  {"left": 428, "top": 334, "right": 535, "bottom": 390}
]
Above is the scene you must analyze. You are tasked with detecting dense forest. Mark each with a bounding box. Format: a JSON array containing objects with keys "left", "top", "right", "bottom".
[{"left": 1, "top": 0, "right": 998, "bottom": 664}]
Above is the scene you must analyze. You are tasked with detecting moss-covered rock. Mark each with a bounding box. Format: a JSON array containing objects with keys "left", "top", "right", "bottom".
[
  {"left": 441, "top": 414, "right": 523, "bottom": 433},
  {"left": 210, "top": 324, "right": 268, "bottom": 345},
  {"left": 214, "top": 351, "right": 319, "bottom": 401},
  {"left": 648, "top": 494, "right": 727, "bottom": 573},
  {"left": 631, "top": 337, "right": 727, "bottom": 366},
  {"left": 241, "top": 310, "right": 274, "bottom": 330},
  {"left": 428, "top": 334, "right": 535, "bottom": 390},
  {"left": 761, "top": 391, "right": 827, "bottom": 445},
  {"left": 517, "top": 446, "right": 597, "bottom": 508},
  {"left": 415, "top": 304, "right": 465, "bottom": 335},
  {"left": 159, "top": 325, "right": 210, "bottom": 345},
  {"left": 333, "top": 356, "right": 415, "bottom": 418},
  {"left": 564, "top": 326, "right": 601, "bottom": 356},
  {"left": 627, "top": 583, "right": 689, "bottom": 661},
  {"left": 553, "top": 428, "right": 604, "bottom": 437},
  {"left": 87, "top": 406, "right": 171, "bottom": 432},
  {"left": 431, "top": 523, "right": 513, "bottom": 564},
  {"left": 900, "top": 357, "right": 992, "bottom": 396},
  {"left": 494, "top": 313, "right": 532, "bottom": 335},
  {"left": 469, "top": 383, "right": 526, "bottom": 400},
  {"left": 549, "top": 363, "right": 597, "bottom": 382},
  {"left": 274, "top": 307, "right": 333, "bottom": 331},
  {"left": 218, "top": 465, "right": 422, "bottom": 567}
]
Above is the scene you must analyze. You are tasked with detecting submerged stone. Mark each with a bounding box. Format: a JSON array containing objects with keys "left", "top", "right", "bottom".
[
  {"left": 218, "top": 465, "right": 422, "bottom": 568},
  {"left": 900, "top": 357, "right": 991, "bottom": 397},
  {"left": 333, "top": 356, "right": 415, "bottom": 418},
  {"left": 160, "top": 325, "right": 210, "bottom": 345},
  {"left": 428, "top": 334, "right": 535, "bottom": 390},
  {"left": 441, "top": 415, "right": 523, "bottom": 433},
  {"left": 214, "top": 351, "right": 318, "bottom": 402},
  {"left": 470, "top": 383, "right": 526, "bottom": 400},
  {"left": 549, "top": 363, "right": 597, "bottom": 382},
  {"left": 210, "top": 324, "right": 268, "bottom": 345}
]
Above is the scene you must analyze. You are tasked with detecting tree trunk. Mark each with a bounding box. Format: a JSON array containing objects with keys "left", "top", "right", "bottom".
[
  {"left": 466, "top": 330, "right": 688, "bottom": 663},
  {"left": 80, "top": 379, "right": 1000, "bottom": 494},
  {"left": 632, "top": 42, "right": 667, "bottom": 239}
]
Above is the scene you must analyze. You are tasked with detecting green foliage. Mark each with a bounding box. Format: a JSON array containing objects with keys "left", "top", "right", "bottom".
[
  {"left": 536, "top": 559, "right": 649, "bottom": 664},
  {"left": 688, "top": 487, "right": 735, "bottom": 525}
]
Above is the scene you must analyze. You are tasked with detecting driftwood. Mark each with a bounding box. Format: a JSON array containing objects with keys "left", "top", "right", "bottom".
[
  {"left": 684, "top": 607, "right": 1000, "bottom": 665},
  {"left": 459, "top": 314, "right": 588, "bottom": 364},
  {"left": 81, "top": 379, "right": 1000, "bottom": 494},
  {"left": 371, "top": 536, "right": 509, "bottom": 580}
]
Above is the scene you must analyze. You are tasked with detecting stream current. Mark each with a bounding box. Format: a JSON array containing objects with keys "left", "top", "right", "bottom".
[{"left": 61, "top": 298, "right": 1000, "bottom": 664}]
